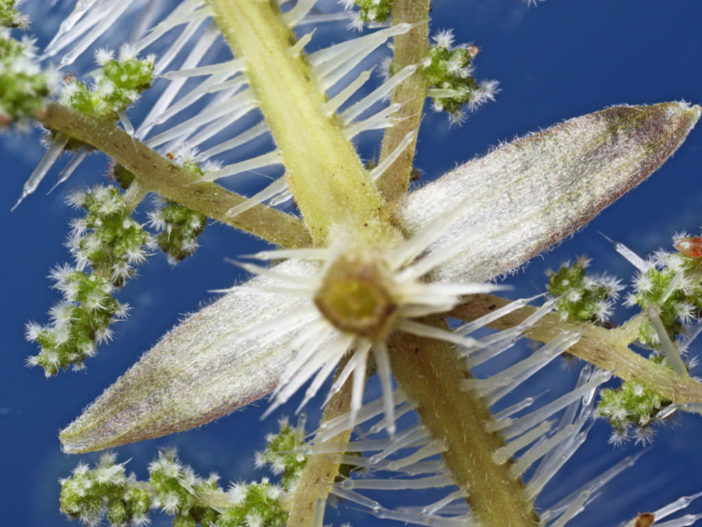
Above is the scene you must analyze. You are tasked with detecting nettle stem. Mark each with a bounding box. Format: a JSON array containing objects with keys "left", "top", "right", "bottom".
[
  {"left": 376, "top": 0, "right": 430, "bottom": 202},
  {"left": 452, "top": 295, "right": 702, "bottom": 407},
  {"left": 286, "top": 367, "right": 354, "bottom": 527},
  {"left": 388, "top": 325, "right": 539, "bottom": 527},
  {"left": 205, "top": 3, "right": 540, "bottom": 526},
  {"left": 41, "top": 103, "right": 311, "bottom": 248},
  {"left": 208, "top": 0, "right": 398, "bottom": 246}
]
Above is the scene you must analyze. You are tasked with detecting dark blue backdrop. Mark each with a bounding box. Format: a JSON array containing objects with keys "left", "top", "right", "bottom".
[{"left": 3, "top": 1, "right": 702, "bottom": 526}]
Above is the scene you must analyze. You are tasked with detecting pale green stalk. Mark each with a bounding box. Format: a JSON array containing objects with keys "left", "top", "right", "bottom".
[
  {"left": 452, "top": 295, "right": 702, "bottom": 407},
  {"left": 40, "top": 103, "right": 312, "bottom": 248}
]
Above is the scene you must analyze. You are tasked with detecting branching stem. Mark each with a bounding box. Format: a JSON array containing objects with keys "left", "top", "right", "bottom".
[
  {"left": 40, "top": 103, "right": 312, "bottom": 248},
  {"left": 286, "top": 362, "right": 354, "bottom": 527},
  {"left": 451, "top": 295, "right": 702, "bottom": 407},
  {"left": 377, "top": 0, "right": 430, "bottom": 202},
  {"left": 208, "top": 0, "right": 398, "bottom": 246}
]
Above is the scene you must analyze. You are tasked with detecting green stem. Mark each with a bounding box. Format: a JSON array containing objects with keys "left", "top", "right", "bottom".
[
  {"left": 41, "top": 103, "right": 311, "bottom": 249},
  {"left": 451, "top": 295, "right": 702, "bottom": 407},
  {"left": 376, "top": 0, "right": 430, "bottom": 202},
  {"left": 206, "top": 0, "right": 400, "bottom": 246},
  {"left": 387, "top": 324, "right": 539, "bottom": 527},
  {"left": 286, "top": 364, "right": 354, "bottom": 527}
]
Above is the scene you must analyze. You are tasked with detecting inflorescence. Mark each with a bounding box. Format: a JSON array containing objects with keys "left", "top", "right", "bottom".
[
  {"left": 25, "top": 186, "right": 149, "bottom": 375},
  {"left": 0, "top": 0, "right": 28, "bottom": 29},
  {"left": 0, "top": 27, "right": 54, "bottom": 125},
  {"left": 598, "top": 358, "right": 673, "bottom": 447},
  {"left": 420, "top": 29, "right": 498, "bottom": 124},
  {"left": 148, "top": 153, "right": 208, "bottom": 265},
  {"left": 346, "top": 0, "right": 393, "bottom": 25},
  {"left": 547, "top": 237, "right": 702, "bottom": 445},
  {"left": 547, "top": 256, "right": 622, "bottom": 325},
  {"left": 60, "top": 420, "right": 307, "bottom": 527},
  {"left": 60, "top": 45, "right": 154, "bottom": 122}
]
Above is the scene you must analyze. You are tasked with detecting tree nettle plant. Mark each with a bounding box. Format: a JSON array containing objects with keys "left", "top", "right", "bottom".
[{"left": 5, "top": 0, "right": 702, "bottom": 526}]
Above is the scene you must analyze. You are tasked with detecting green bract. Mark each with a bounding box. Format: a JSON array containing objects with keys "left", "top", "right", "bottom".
[{"left": 0, "top": 28, "right": 52, "bottom": 124}]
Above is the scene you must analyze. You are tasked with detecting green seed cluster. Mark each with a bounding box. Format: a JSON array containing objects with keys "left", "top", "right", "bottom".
[
  {"left": 547, "top": 257, "right": 622, "bottom": 325},
  {"left": 421, "top": 30, "right": 496, "bottom": 123},
  {"left": 148, "top": 155, "right": 207, "bottom": 264},
  {"left": 26, "top": 185, "right": 150, "bottom": 376},
  {"left": 60, "top": 453, "right": 151, "bottom": 527},
  {"left": 351, "top": 0, "right": 393, "bottom": 24},
  {"left": 0, "top": 0, "right": 28, "bottom": 28},
  {"left": 0, "top": 28, "right": 54, "bottom": 125},
  {"left": 60, "top": 45, "right": 154, "bottom": 120},
  {"left": 60, "top": 421, "right": 308, "bottom": 526},
  {"left": 625, "top": 248, "right": 702, "bottom": 347},
  {"left": 597, "top": 357, "right": 672, "bottom": 446}
]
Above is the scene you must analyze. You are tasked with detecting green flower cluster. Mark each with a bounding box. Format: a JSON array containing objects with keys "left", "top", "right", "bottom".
[
  {"left": 597, "top": 357, "right": 673, "bottom": 447},
  {"left": 60, "top": 45, "right": 154, "bottom": 121},
  {"left": 148, "top": 155, "right": 207, "bottom": 264},
  {"left": 625, "top": 245, "right": 702, "bottom": 347},
  {"left": 68, "top": 186, "right": 151, "bottom": 286},
  {"left": 350, "top": 0, "right": 393, "bottom": 24},
  {"left": 148, "top": 450, "right": 222, "bottom": 526},
  {"left": 0, "top": 0, "right": 28, "bottom": 28},
  {"left": 547, "top": 256, "right": 622, "bottom": 325},
  {"left": 256, "top": 418, "right": 307, "bottom": 489},
  {"left": 26, "top": 186, "right": 149, "bottom": 375},
  {"left": 60, "top": 421, "right": 308, "bottom": 526},
  {"left": 60, "top": 453, "right": 151, "bottom": 527},
  {"left": 420, "top": 30, "right": 497, "bottom": 124},
  {"left": 0, "top": 27, "right": 54, "bottom": 125}
]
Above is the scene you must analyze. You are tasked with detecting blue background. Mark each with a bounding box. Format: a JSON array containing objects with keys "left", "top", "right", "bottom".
[{"left": 3, "top": 1, "right": 702, "bottom": 525}]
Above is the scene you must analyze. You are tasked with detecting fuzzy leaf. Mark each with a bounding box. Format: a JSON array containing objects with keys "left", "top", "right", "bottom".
[
  {"left": 60, "top": 102, "right": 699, "bottom": 453},
  {"left": 60, "top": 260, "right": 316, "bottom": 453},
  {"left": 399, "top": 102, "right": 700, "bottom": 282}
]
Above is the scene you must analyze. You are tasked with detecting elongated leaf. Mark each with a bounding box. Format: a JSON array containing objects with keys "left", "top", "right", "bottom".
[
  {"left": 60, "top": 260, "right": 316, "bottom": 453},
  {"left": 60, "top": 102, "right": 699, "bottom": 453},
  {"left": 399, "top": 102, "right": 700, "bottom": 282}
]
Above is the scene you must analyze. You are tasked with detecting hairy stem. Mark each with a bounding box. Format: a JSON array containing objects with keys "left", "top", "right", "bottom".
[
  {"left": 377, "top": 0, "right": 430, "bottom": 202},
  {"left": 208, "top": 0, "right": 399, "bottom": 246},
  {"left": 451, "top": 295, "right": 702, "bottom": 406},
  {"left": 387, "top": 325, "right": 539, "bottom": 527},
  {"left": 286, "top": 368, "right": 353, "bottom": 527},
  {"left": 41, "top": 103, "right": 311, "bottom": 248}
]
